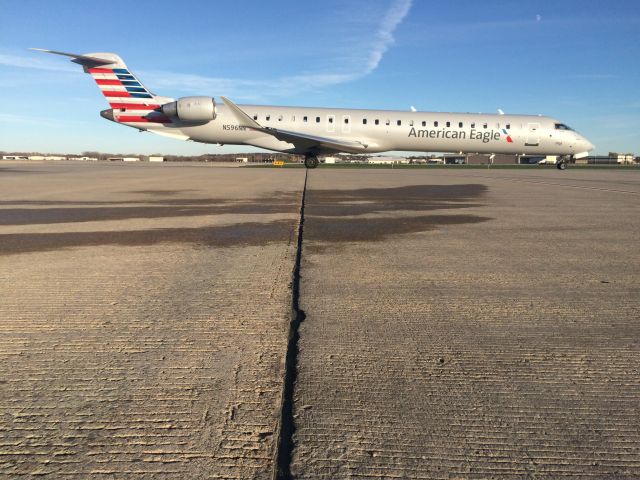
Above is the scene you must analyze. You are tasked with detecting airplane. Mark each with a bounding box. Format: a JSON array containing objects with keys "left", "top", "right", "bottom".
[{"left": 34, "top": 49, "right": 595, "bottom": 170}]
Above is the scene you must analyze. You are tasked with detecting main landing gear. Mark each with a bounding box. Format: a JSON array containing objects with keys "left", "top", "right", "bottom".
[{"left": 304, "top": 155, "right": 319, "bottom": 169}]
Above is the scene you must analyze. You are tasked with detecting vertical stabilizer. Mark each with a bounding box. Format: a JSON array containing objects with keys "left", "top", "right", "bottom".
[{"left": 31, "top": 49, "right": 174, "bottom": 125}]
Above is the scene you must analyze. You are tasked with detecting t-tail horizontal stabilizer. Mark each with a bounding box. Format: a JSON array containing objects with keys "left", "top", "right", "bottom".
[{"left": 30, "top": 48, "right": 116, "bottom": 69}]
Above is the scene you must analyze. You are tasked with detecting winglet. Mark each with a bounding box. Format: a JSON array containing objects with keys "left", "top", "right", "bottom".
[{"left": 220, "top": 96, "right": 263, "bottom": 130}]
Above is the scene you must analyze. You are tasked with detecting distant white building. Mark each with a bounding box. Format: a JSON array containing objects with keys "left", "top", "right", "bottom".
[
  {"left": 235, "top": 157, "right": 249, "bottom": 163},
  {"left": 2, "top": 155, "right": 28, "bottom": 160},
  {"left": 27, "top": 155, "right": 66, "bottom": 161},
  {"left": 108, "top": 157, "right": 140, "bottom": 162},
  {"left": 368, "top": 156, "right": 409, "bottom": 165},
  {"left": 68, "top": 156, "right": 98, "bottom": 161},
  {"left": 149, "top": 156, "right": 165, "bottom": 162},
  {"left": 616, "top": 154, "right": 635, "bottom": 164},
  {"left": 322, "top": 156, "right": 337, "bottom": 164}
]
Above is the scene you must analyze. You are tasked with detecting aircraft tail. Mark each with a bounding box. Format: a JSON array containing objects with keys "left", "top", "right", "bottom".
[{"left": 31, "top": 49, "right": 173, "bottom": 125}]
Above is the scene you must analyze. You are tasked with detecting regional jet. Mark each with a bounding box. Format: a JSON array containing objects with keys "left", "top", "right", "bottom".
[{"left": 34, "top": 49, "right": 595, "bottom": 170}]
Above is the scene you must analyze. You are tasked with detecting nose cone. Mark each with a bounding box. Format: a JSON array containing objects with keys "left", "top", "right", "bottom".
[{"left": 583, "top": 138, "right": 595, "bottom": 151}]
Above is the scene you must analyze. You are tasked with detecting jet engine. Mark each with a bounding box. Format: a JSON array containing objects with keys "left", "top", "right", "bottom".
[{"left": 161, "top": 96, "right": 216, "bottom": 122}]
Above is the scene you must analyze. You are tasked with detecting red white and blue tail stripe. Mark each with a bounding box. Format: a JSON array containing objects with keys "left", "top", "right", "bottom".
[
  {"left": 30, "top": 49, "right": 173, "bottom": 125},
  {"left": 88, "top": 66, "right": 172, "bottom": 124}
]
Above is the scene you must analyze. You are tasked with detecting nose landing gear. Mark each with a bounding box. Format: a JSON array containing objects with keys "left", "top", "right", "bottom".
[
  {"left": 304, "top": 155, "right": 319, "bottom": 169},
  {"left": 556, "top": 155, "right": 571, "bottom": 170}
]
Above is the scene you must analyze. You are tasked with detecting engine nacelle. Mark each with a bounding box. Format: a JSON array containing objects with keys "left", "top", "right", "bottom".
[{"left": 162, "top": 96, "right": 216, "bottom": 122}]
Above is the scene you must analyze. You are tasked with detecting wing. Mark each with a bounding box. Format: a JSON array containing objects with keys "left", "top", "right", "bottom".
[{"left": 220, "top": 96, "right": 376, "bottom": 154}]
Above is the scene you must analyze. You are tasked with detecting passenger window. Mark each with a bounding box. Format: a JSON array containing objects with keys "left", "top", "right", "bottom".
[
  {"left": 459, "top": 122, "right": 463, "bottom": 128},
  {"left": 329, "top": 117, "right": 333, "bottom": 123},
  {"left": 363, "top": 118, "right": 367, "bottom": 125},
  {"left": 483, "top": 123, "right": 488, "bottom": 129},
  {"left": 397, "top": 120, "right": 401, "bottom": 126},
  {"left": 375, "top": 119, "right": 379, "bottom": 125},
  {"left": 421, "top": 121, "right": 426, "bottom": 127},
  {"left": 278, "top": 115, "right": 283, "bottom": 121},
  {"left": 303, "top": 116, "right": 308, "bottom": 122},
  {"left": 253, "top": 115, "right": 258, "bottom": 121},
  {"left": 446, "top": 121, "right": 451, "bottom": 128},
  {"left": 434, "top": 121, "right": 439, "bottom": 127},
  {"left": 506, "top": 124, "right": 511, "bottom": 129},
  {"left": 409, "top": 120, "right": 414, "bottom": 126},
  {"left": 316, "top": 117, "right": 320, "bottom": 123},
  {"left": 344, "top": 118, "right": 349, "bottom": 124},
  {"left": 266, "top": 115, "right": 270, "bottom": 121},
  {"left": 471, "top": 123, "right": 476, "bottom": 128},
  {"left": 386, "top": 119, "right": 390, "bottom": 125}
]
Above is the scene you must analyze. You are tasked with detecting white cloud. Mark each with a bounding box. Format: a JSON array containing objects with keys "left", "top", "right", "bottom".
[
  {"left": 143, "top": 0, "right": 413, "bottom": 100},
  {"left": 1, "top": 1, "right": 413, "bottom": 101},
  {"left": 0, "top": 53, "right": 77, "bottom": 73},
  {"left": 0, "top": 112, "right": 82, "bottom": 127},
  {"left": 366, "top": 0, "right": 413, "bottom": 73}
]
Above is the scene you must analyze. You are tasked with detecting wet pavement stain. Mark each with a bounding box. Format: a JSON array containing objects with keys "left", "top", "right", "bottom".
[
  {"left": 0, "top": 220, "right": 295, "bottom": 255},
  {"left": 308, "top": 214, "right": 489, "bottom": 244},
  {"left": 0, "top": 192, "right": 300, "bottom": 225},
  {"left": 307, "top": 184, "right": 487, "bottom": 217},
  {"left": 0, "top": 183, "right": 490, "bottom": 255},
  {"left": 305, "top": 184, "right": 491, "bottom": 246}
]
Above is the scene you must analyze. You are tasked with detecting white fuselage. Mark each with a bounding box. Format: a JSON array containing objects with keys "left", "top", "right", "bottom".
[{"left": 141, "top": 103, "right": 594, "bottom": 157}]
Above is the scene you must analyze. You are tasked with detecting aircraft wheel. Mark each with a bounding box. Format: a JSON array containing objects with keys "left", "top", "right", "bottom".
[
  {"left": 304, "top": 156, "right": 319, "bottom": 169},
  {"left": 557, "top": 160, "right": 567, "bottom": 170}
]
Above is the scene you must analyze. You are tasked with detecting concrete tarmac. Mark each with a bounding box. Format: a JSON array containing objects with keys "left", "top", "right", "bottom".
[
  {"left": 293, "top": 168, "right": 640, "bottom": 478},
  {"left": 0, "top": 162, "right": 305, "bottom": 478},
  {"left": 0, "top": 162, "right": 639, "bottom": 479}
]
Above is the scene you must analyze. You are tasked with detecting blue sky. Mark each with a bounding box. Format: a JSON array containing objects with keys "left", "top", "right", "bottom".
[{"left": 1, "top": 0, "right": 639, "bottom": 155}]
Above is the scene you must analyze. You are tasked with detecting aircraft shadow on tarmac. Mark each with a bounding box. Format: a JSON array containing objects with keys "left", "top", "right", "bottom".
[{"left": 0, "top": 185, "right": 490, "bottom": 255}]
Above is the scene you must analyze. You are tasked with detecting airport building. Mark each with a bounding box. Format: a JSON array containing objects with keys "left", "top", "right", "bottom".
[{"left": 368, "top": 156, "right": 410, "bottom": 165}]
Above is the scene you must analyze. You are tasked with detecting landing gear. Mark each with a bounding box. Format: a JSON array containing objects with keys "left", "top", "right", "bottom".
[
  {"left": 304, "top": 155, "right": 319, "bottom": 169},
  {"left": 556, "top": 155, "right": 569, "bottom": 170}
]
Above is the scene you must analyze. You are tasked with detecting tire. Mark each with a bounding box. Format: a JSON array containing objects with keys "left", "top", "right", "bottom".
[
  {"left": 557, "top": 161, "right": 566, "bottom": 171},
  {"left": 304, "top": 156, "right": 319, "bottom": 169}
]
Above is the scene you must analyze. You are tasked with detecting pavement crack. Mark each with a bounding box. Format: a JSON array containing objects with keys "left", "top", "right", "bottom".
[{"left": 274, "top": 168, "right": 308, "bottom": 480}]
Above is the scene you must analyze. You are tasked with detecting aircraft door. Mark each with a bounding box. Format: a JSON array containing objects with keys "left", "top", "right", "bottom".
[
  {"left": 342, "top": 115, "right": 351, "bottom": 134},
  {"left": 327, "top": 114, "right": 335, "bottom": 133},
  {"left": 526, "top": 123, "right": 540, "bottom": 146}
]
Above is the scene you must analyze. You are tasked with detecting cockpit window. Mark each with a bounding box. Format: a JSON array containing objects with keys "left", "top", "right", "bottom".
[{"left": 555, "top": 123, "right": 573, "bottom": 131}]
